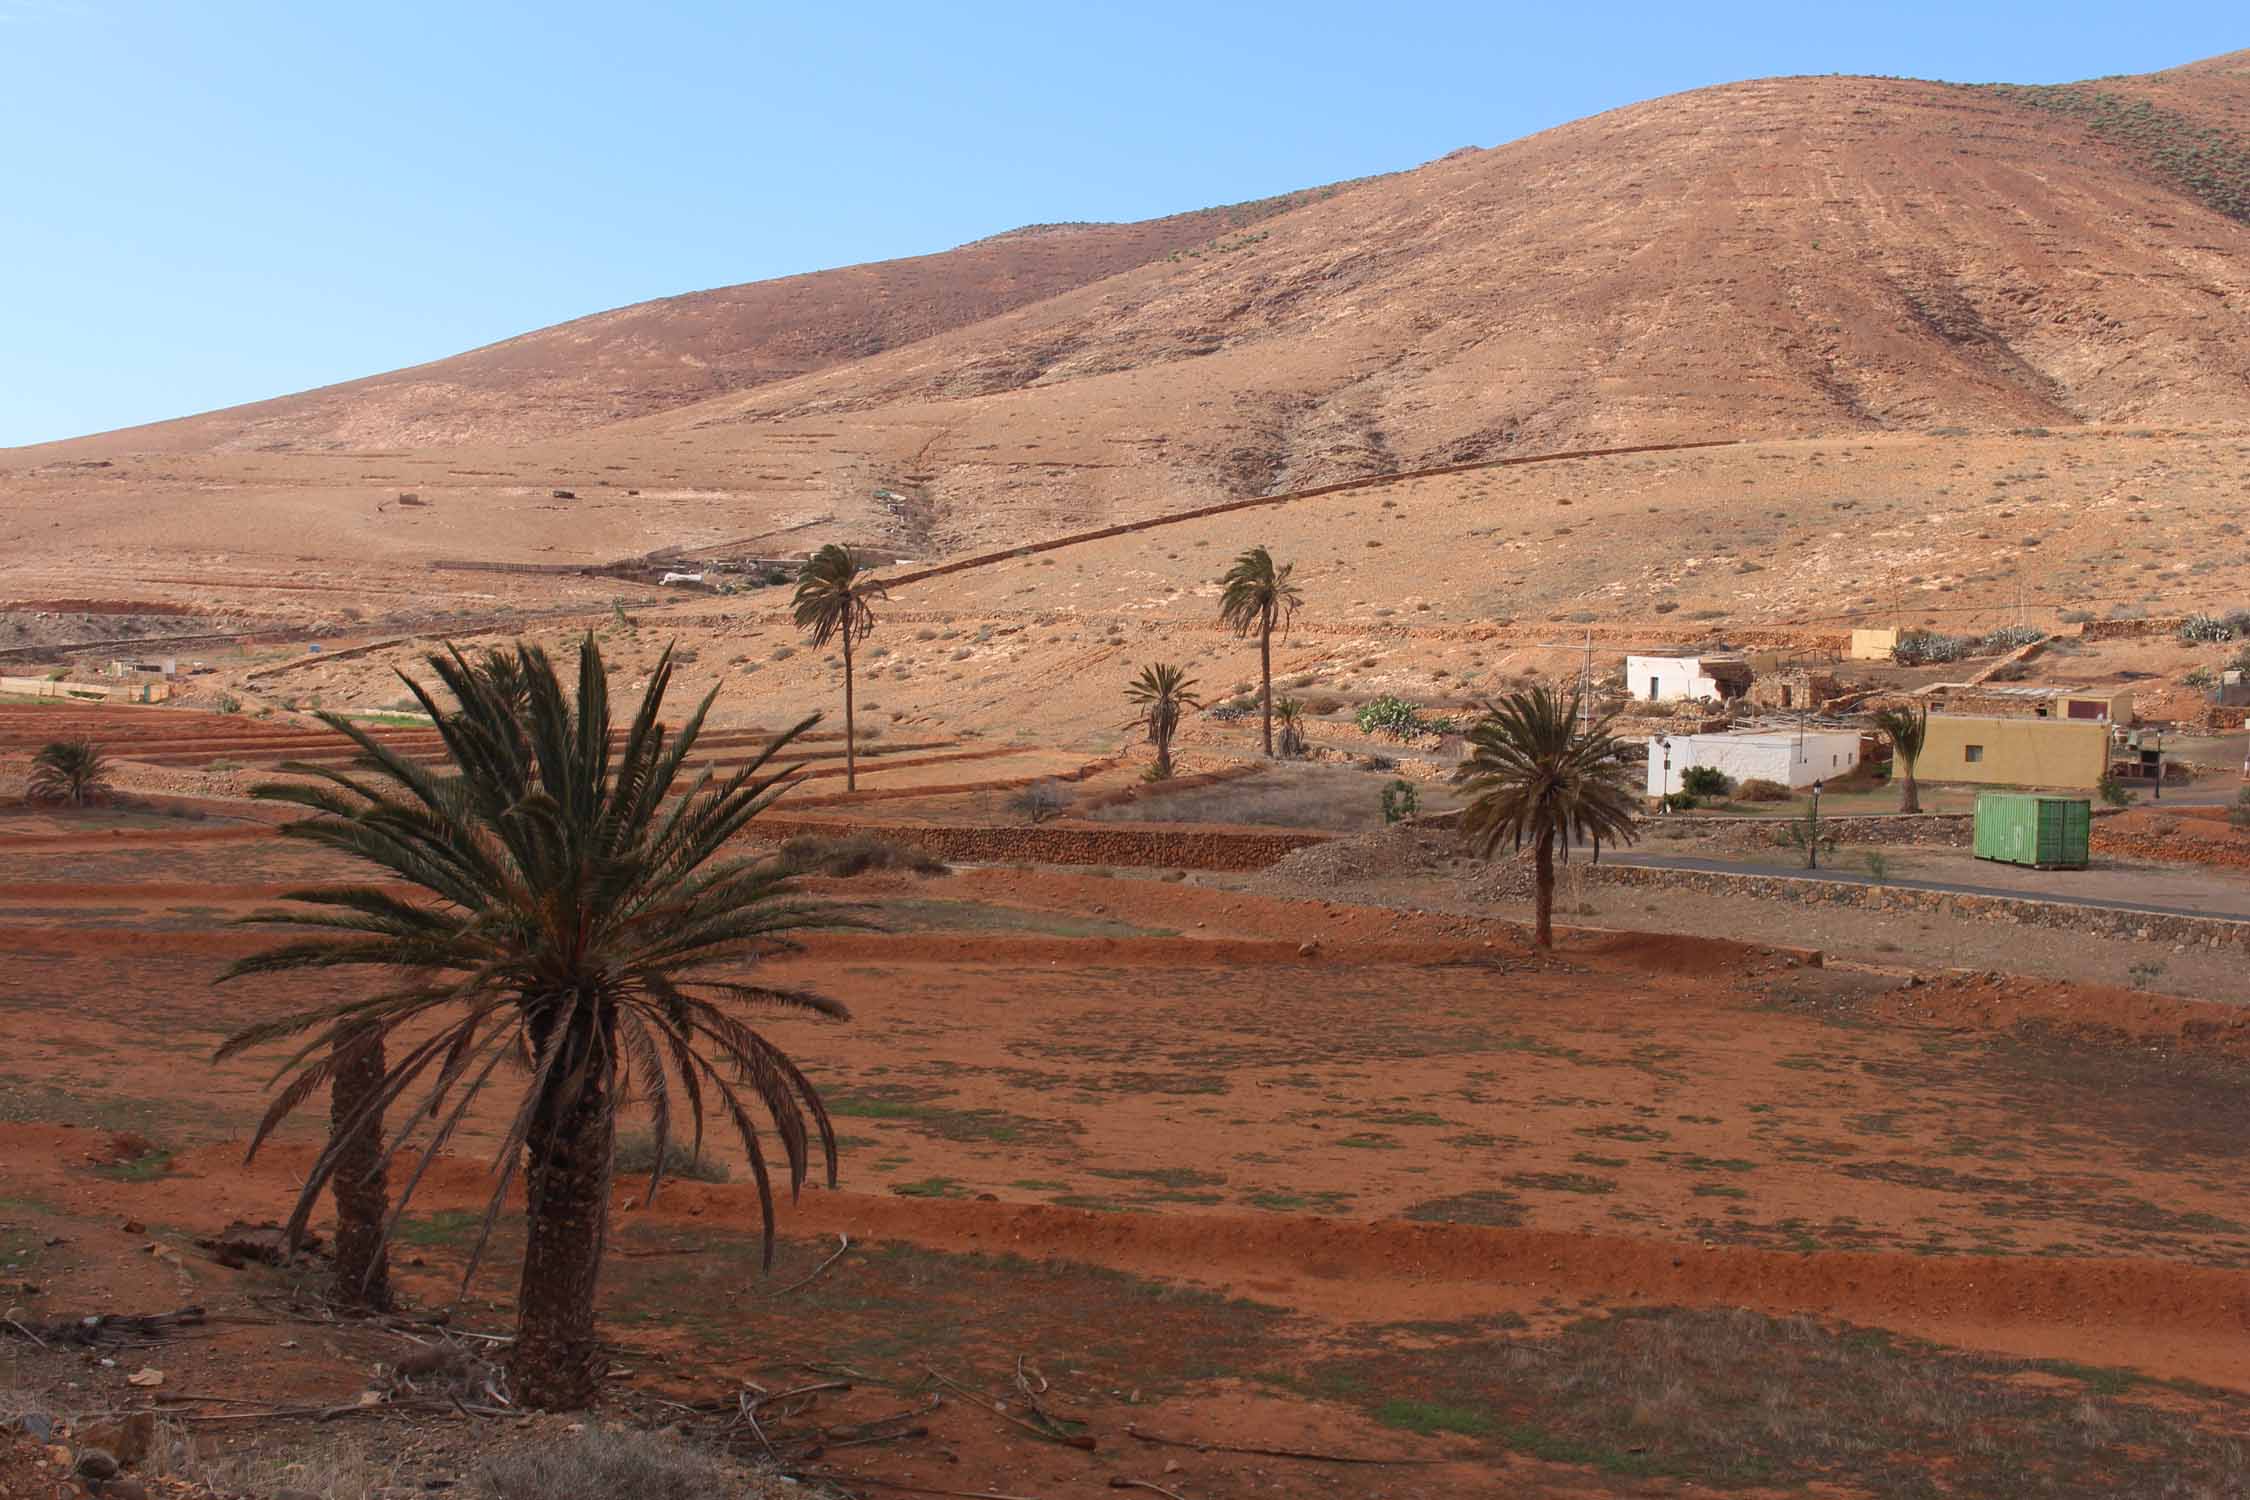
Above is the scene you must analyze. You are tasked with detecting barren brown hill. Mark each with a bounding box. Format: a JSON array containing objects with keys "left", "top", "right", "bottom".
[
  {"left": 6, "top": 55, "right": 2250, "bottom": 592},
  {"left": 21, "top": 185, "right": 1369, "bottom": 456}
]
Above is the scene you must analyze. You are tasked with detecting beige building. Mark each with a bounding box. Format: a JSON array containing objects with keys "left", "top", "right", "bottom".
[
  {"left": 1936, "top": 683, "right": 2134, "bottom": 722},
  {"left": 1849, "top": 628, "right": 1899, "bottom": 661},
  {"left": 1919, "top": 714, "right": 2109, "bottom": 790}
]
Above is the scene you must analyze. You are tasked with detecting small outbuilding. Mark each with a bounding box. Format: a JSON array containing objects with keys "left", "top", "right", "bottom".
[
  {"left": 1625, "top": 653, "right": 1753, "bottom": 704},
  {"left": 1646, "top": 727, "right": 1862, "bottom": 798}
]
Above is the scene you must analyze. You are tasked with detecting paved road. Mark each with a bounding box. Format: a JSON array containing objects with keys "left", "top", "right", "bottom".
[{"left": 1606, "top": 851, "right": 2246, "bottom": 925}]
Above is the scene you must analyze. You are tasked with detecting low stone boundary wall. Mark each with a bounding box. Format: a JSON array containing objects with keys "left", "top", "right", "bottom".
[
  {"left": 740, "top": 817, "right": 1330, "bottom": 871},
  {"left": 1593, "top": 863, "right": 2250, "bottom": 950}
]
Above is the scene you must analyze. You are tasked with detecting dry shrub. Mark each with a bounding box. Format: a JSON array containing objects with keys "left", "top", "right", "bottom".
[
  {"left": 181, "top": 1431, "right": 399, "bottom": 1500},
  {"left": 1734, "top": 778, "right": 1792, "bottom": 803},
  {"left": 774, "top": 833, "right": 946, "bottom": 878},
  {"left": 484, "top": 1425, "right": 785, "bottom": 1500},
  {"left": 613, "top": 1130, "right": 729, "bottom": 1183}
]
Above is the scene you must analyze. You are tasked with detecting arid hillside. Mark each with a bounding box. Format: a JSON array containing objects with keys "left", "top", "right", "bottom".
[
  {"left": 5, "top": 55, "right": 2249, "bottom": 598},
  {"left": 21, "top": 186, "right": 1367, "bottom": 456}
]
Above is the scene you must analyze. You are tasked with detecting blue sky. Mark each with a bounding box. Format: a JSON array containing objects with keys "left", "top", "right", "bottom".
[{"left": 1, "top": 1, "right": 2239, "bottom": 447}]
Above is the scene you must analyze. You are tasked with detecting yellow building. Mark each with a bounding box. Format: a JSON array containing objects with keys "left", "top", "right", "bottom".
[
  {"left": 1849, "top": 628, "right": 1899, "bottom": 661},
  {"left": 1919, "top": 714, "right": 2109, "bottom": 790}
]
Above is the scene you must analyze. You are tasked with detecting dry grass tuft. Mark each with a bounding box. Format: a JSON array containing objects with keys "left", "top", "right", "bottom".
[{"left": 484, "top": 1424, "right": 787, "bottom": 1500}]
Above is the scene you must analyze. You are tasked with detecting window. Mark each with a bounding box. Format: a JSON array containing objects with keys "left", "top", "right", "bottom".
[{"left": 1964, "top": 745, "right": 1984, "bottom": 764}]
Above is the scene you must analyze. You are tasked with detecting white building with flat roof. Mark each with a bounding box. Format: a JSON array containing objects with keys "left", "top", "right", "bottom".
[
  {"left": 1646, "top": 727, "right": 1861, "bottom": 798},
  {"left": 1625, "top": 654, "right": 1753, "bottom": 703}
]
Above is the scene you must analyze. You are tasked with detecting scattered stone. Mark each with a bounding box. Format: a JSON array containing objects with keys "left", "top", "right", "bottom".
[
  {"left": 73, "top": 1448, "right": 119, "bottom": 1482},
  {"left": 13, "top": 1413, "right": 53, "bottom": 1443},
  {"left": 77, "top": 1412, "right": 153, "bottom": 1466},
  {"left": 1297, "top": 940, "right": 1320, "bottom": 957}
]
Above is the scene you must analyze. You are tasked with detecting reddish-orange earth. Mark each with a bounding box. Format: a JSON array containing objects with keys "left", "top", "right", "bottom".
[{"left": 2, "top": 806, "right": 2249, "bottom": 1495}]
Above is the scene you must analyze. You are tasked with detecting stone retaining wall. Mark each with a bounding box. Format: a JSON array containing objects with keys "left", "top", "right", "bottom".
[
  {"left": 1593, "top": 863, "right": 2249, "bottom": 950},
  {"left": 742, "top": 817, "right": 1330, "bottom": 871}
]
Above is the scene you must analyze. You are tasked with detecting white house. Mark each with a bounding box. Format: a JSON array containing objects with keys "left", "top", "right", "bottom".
[
  {"left": 1646, "top": 728, "right": 1861, "bottom": 798},
  {"left": 1625, "top": 654, "right": 1753, "bottom": 703}
]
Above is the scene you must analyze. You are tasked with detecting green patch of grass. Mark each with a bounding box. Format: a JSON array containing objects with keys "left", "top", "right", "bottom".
[
  {"left": 1336, "top": 1132, "right": 1402, "bottom": 1150},
  {"left": 1402, "top": 1191, "right": 1526, "bottom": 1227},
  {"left": 1656, "top": 1154, "right": 1755, "bottom": 1174},
  {"left": 889, "top": 1177, "right": 967, "bottom": 1199},
  {"left": 1010, "top": 1178, "right": 1071, "bottom": 1192},
  {"left": 1242, "top": 1189, "right": 1356, "bottom": 1214},
  {"left": 1087, "top": 1166, "right": 1226, "bottom": 1189},
  {"left": 824, "top": 1087, "right": 1068, "bottom": 1146},
  {"left": 394, "top": 1210, "right": 484, "bottom": 1247},
  {"left": 1312, "top": 1307, "right": 2250, "bottom": 1492},
  {"left": 1577, "top": 1123, "right": 1668, "bottom": 1143},
  {"left": 1376, "top": 1399, "right": 1492, "bottom": 1436},
  {"left": 1692, "top": 1183, "right": 1751, "bottom": 1199},
  {"left": 1504, "top": 1171, "right": 1615, "bottom": 1195},
  {"left": 92, "top": 1149, "right": 174, "bottom": 1182},
  {"left": 1570, "top": 1153, "right": 1628, "bottom": 1169}
]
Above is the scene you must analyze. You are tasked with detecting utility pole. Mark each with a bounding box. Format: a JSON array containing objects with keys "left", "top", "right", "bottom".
[{"left": 1533, "top": 627, "right": 1597, "bottom": 734}]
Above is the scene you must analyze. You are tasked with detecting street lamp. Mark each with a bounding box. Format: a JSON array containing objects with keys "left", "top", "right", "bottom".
[
  {"left": 1657, "top": 735, "right": 1672, "bottom": 812},
  {"left": 1808, "top": 778, "right": 1823, "bottom": 870}
]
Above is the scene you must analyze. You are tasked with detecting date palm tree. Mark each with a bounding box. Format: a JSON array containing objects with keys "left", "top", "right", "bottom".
[
  {"left": 1217, "top": 547, "right": 1302, "bottom": 758},
  {"left": 1872, "top": 703, "right": 1928, "bottom": 814},
  {"left": 215, "top": 637, "right": 847, "bottom": 1410},
  {"left": 1274, "top": 697, "right": 1308, "bottom": 758},
  {"left": 1456, "top": 686, "right": 1640, "bottom": 950},
  {"left": 1125, "top": 663, "right": 1201, "bottom": 780},
  {"left": 792, "top": 544, "right": 888, "bottom": 792},
  {"left": 28, "top": 739, "right": 111, "bottom": 806}
]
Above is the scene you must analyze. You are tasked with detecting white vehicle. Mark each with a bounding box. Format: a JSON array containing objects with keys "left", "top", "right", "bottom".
[{"left": 659, "top": 571, "right": 705, "bottom": 586}]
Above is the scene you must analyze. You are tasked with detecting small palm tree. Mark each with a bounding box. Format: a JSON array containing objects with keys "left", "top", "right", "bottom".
[
  {"left": 1274, "top": 697, "right": 1308, "bottom": 758},
  {"left": 1456, "top": 687, "right": 1641, "bottom": 949},
  {"left": 793, "top": 545, "right": 888, "bottom": 791},
  {"left": 215, "top": 637, "right": 847, "bottom": 1410},
  {"left": 1871, "top": 703, "right": 1928, "bottom": 814},
  {"left": 1217, "top": 547, "right": 1302, "bottom": 758},
  {"left": 27, "top": 740, "right": 111, "bottom": 806},
  {"left": 1125, "top": 663, "right": 1201, "bottom": 780}
]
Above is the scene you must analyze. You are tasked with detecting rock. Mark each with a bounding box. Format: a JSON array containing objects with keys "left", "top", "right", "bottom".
[
  {"left": 102, "top": 1479, "right": 150, "bottom": 1500},
  {"left": 77, "top": 1412, "right": 154, "bottom": 1467},
  {"left": 119, "top": 1220, "right": 144, "bottom": 1235},
  {"left": 13, "top": 1412, "right": 53, "bottom": 1442},
  {"left": 74, "top": 1448, "right": 119, "bottom": 1482},
  {"left": 1296, "top": 940, "right": 1320, "bottom": 957}
]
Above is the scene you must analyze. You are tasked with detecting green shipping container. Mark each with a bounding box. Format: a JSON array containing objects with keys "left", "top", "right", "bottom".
[{"left": 1972, "top": 792, "right": 2091, "bottom": 869}]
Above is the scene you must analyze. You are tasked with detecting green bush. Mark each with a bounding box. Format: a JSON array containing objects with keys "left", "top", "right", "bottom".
[
  {"left": 1355, "top": 696, "right": 1431, "bottom": 740},
  {"left": 2231, "top": 788, "right": 2250, "bottom": 832},
  {"left": 774, "top": 833, "right": 945, "bottom": 877},
  {"left": 1379, "top": 778, "right": 1420, "bottom": 824},
  {"left": 2096, "top": 775, "right": 2134, "bottom": 809},
  {"left": 2178, "top": 613, "right": 2234, "bottom": 644},
  {"left": 1680, "top": 766, "right": 1732, "bottom": 798},
  {"left": 1734, "top": 777, "right": 1792, "bottom": 803}
]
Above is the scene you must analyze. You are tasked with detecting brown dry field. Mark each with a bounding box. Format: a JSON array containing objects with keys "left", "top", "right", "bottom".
[{"left": 4, "top": 795, "right": 2250, "bottom": 1496}]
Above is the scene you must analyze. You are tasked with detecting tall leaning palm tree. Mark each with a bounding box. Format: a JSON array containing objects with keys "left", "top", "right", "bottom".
[
  {"left": 1872, "top": 703, "right": 1928, "bottom": 814},
  {"left": 215, "top": 637, "right": 847, "bottom": 1410},
  {"left": 1217, "top": 547, "right": 1302, "bottom": 758},
  {"left": 793, "top": 544, "right": 888, "bottom": 792},
  {"left": 1456, "top": 686, "right": 1641, "bottom": 950},
  {"left": 1125, "top": 663, "right": 1201, "bottom": 781}
]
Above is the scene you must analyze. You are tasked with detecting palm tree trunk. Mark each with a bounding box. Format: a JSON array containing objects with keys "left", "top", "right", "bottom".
[
  {"left": 1533, "top": 831, "right": 1556, "bottom": 950},
  {"left": 510, "top": 1034, "right": 616, "bottom": 1412},
  {"left": 328, "top": 1022, "right": 392, "bottom": 1311},
  {"left": 1899, "top": 759, "right": 1920, "bottom": 814},
  {"left": 842, "top": 629, "right": 857, "bottom": 793},
  {"left": 1258, "top": 624, "right": 1274, "bottom": 758}
]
